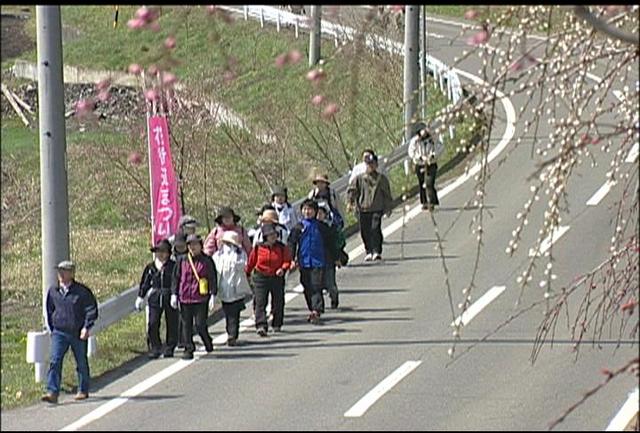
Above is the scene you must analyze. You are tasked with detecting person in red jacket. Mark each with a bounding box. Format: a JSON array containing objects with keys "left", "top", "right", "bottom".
[{"left": 245, "top": 223, "right": 292, "bottom": 335}]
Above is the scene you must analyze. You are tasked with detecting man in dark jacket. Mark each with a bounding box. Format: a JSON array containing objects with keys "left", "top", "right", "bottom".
[
  {"left": 42, "top": 260, "right": 98, "bottom": 404},
  {"left": 347, "top": 153, "right": 393, "bottom": 262},
  {"left": 288, "top": 199, "right": 337, "bottom": 324},
  {"left": 136, "top": 239, "right": 178, "bottom": 359}
]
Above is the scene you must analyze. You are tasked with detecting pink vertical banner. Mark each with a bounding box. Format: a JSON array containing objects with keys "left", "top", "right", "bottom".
[{"left": 147, "top": 115, "right": 182, "bottom": 245}]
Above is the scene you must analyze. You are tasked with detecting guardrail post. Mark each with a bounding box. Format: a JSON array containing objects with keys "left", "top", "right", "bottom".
[
  {"left": 88, "top": 335, "right": 97, "bottom": 358},
  {"left": 26, "top": 331, "right": 50, "bottom": 383},
  {"left": 295, "top": 18, "right": 299, "bottom": 38},
  {"left": 260, "top": 8, "right": 264, "bottom": 28},
  {"left": 276, "top": 11, "right": 281, "bottom": 32},
  {"left": 243, "top": 5, "right": 248, "bottom": 20}
]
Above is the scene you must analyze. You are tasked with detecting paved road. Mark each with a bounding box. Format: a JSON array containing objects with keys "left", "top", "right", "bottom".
[{"left": 2, "top": 6, "right": 637, "bottom": 431}]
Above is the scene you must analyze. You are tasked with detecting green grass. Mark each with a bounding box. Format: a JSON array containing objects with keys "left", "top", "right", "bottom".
[{"left": 1, "top": 6, "right": 480, "bottom": 410}]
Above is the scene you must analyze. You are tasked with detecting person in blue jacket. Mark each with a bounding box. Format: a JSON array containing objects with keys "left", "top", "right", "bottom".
[
  {"left": 42, "top": 260, "right": 98, "bottom": 404},
  {"left": 288, "top": 199, "right": 337, "bottom": 325}
]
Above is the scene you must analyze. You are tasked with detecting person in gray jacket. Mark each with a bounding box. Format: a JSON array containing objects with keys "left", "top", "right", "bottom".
[
  {"left": 347, "top": 153, "right": 393, "bottom": 262},
  {"left": 407, "top": 123, "right": 444, "bottom": 211}
]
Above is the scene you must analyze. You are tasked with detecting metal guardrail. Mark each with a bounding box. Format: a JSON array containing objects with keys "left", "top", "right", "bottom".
[{"left": 27, "top": 5, "right": 466, "bottom": 382}]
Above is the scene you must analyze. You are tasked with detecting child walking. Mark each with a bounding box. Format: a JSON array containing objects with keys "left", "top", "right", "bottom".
[{"left": 288, "top": 199, "right": 337, "bottom": 325}]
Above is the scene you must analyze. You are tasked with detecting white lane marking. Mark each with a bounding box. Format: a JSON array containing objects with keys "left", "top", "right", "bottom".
[
  {"left": 587, "top": 180, "right": 616, "bottom": 206},
  {"left": 58, "top": 13, "right": 516, "bottom": 432},
  {"left": 59, "top": 359, "right": 195, "bottom": 431},
  {"left": 451, "top": 286, "right": 506, "bottom": 327},
  {"left": 529, "top": 225, "right": 570, "bottom": 257},
  {"left": 606, "top": 387, "right": 639, "bottom": 431},
  {"left": 344, "top": 361, "right": 422, "bottom": 417},
  {"left": 626, "top": 143, "right": 639, "bottom": 163},
  {"left": 612, "top": 90, "right": 625, "bottom": 101}
]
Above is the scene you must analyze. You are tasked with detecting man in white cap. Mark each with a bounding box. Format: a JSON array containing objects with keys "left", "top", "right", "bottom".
[{"left": 42, "top": 260, "right": 98, "bottom": 404}]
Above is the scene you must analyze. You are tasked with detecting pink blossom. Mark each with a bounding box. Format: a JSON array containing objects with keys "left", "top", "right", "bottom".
[
  {"left": 206, "top": 5, "right": 217, "bottom": 14},
  {"left": 287, "top": 49, "right": 303, "bottom": 64},
  {"left": 97, "top": 90, "right": 110, "bottom": 102},
  {"left": 144, "top": 89, "right": 159, "bottom": 102},
  {"left": 149, "top": 21, "right": 161, "bottom": 32},
  {"left": 509, "top": 60, "right": 524, "bottom": 72},
  {"left": 306, "top": 68, "right": 325, "bottom": 83},
  {"left": 127, "top": 18, "right": 146, "bottom": 30},
  {"left": 467, "top": 30, "right": 490, "bottom": 46},
  {"left": 135, "top": 7, "right": 156, "bottom": 22},
  {"left": 128, "top": 151, "right": 143, "bottom": 166},
  {"left": 275, "top": 53, "right": 288, "bottom": 68},
  {"left": 162, "top": 72, "right": 177, "bottom": 86},
  {"left": 390, "top": 5, "right": 404, "bottom": 14},
  {"left": 74, "top": 98, "right": 95, "bottom": 116},
  {"left": 311, "top": 94, "right": 325, "bottom": 106},
  {"left": 96, "top": 79, "right": 111, "bottom": 91},
  {"left": 322, "top": 102, "right": 339, "bottom": 119},
  {"left": 128, "top": 63, "right": 142, "bottom": 75},
  {"left": 590, "top": 136, "right": 601, "bottom": 145},
  {"left": 147, "top": 64, "right": 159, "bottom": 76},
  {"left": 464, "top": 9, "right": 478, "bottom": 20},
  {"left": 164, "top": 36, "right": 176, "bottom": 49}
]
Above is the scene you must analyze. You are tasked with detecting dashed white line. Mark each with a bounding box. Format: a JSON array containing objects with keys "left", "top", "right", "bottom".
[
  {"left": 529, "top": 225, "right": 571, "bottom": 257},
  {"left": 587, "top": 180, "right": 616, "bottom": 206},
  {"left": 626, "top": 143, "right": 639, "bottom": 163},
  {"left": 451, "top": 286, "right": 506, "bottom": 327},
  {"left": 606, "top": 387, "right": 639, "bottom": 431},
  {"left": 344, "top": 361, "right": 422, "bottom": 417}
]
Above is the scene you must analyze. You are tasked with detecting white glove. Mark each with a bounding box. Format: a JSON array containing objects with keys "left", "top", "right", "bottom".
[
  {"left": 208, "top": 295, "right": 215, "bottom": 312},
  {"left": 134, "top": 296, "right": 144, "bottom": 312},
  {"left": 170, "top": 294, "right": 178, "bottom": 310}
]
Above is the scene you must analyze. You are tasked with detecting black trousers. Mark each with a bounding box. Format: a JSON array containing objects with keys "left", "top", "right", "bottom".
[
  {"left": 359, "top": 211, "right": 384, "bottom": 255},
  {"left": 222, "top": 299, "right": 246, "bottom": 339},
  {"left": 180, "top": 301, "right": 213, "bottom": 354},
  {"left": 300, "top": 267, "right": 325, "bottom": 314},
  {"left": 148, "top": 293, "right": 179, "bottom": 355},
  {"left": 252, "top": 272, "right": 285, "bottom": 330},
  {"left": 416, "top": 163, "right": 439, "bottom": 206}
]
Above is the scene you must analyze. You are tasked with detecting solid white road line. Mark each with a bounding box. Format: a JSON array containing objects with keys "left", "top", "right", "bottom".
[
  {"left": 344, "top": 361, "right": 422, "bottom": 417},
  {"left": 59, "top": 359, "right": 196, "bottom": 431},
  {"left": 451, "top": 286, "right": 506, "bottom": 327},
  {"left": 605, "top": 387, "right": 639, "bottom": 431},
  {"left": 586, "top": 180, "right": 615, "bottom": 206},
  {"left": 529, "top": 225, "right": 570, "bottom": 257}
]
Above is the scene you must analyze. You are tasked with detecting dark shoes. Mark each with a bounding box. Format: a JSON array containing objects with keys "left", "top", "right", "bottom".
[
  {"left": 205, "top": 344, "right": 214, "bottom": 353},
  {"left": 256, "top": 328, "right": 268, "bottom": 337},
  {"left": 74, "top": 392, "right": 89, "bottom": 401},
  {"left": 163, "top": 351, "right": 174, "bottom": 358},
  {"left": 182, "top": 351, "right": 194, "bottom": 360},
  {"left": 272, "top": 326, "right": 282, "bottom": 333},
  {"left": 227, "top": 337, "right": 237, "bottom": 346},
  {"left": 41, "top": 393, "right": 58, "bottom": 404},
  {"left": 148, "top": 352, "right": 161, "bottom": 360}
]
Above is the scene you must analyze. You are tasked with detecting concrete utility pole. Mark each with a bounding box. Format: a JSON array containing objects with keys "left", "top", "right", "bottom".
[
  {"left": 309, "top": 5, "right": 321, "bottom": 67},
  {"left": 403, "top": 5, "right": 420, "bottom": 142},
  {"left": 419, "top": 5, "right": 427, "bottom": 120},
  {"left": 37, "top": 5, "right": 70, "bottom": 329}
]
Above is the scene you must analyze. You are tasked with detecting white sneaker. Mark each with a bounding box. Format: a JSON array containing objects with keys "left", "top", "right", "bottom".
[
  {"left": 364, "top": 253, "right": 373, "bottom": 262},
  {"left": 372, "top": 253, "right": 383, "bottom": 261}
]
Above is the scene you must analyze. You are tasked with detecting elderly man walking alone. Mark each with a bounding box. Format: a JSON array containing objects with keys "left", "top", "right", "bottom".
[{"left": 42, "top": 260, "right": 98, "bottom": 404}]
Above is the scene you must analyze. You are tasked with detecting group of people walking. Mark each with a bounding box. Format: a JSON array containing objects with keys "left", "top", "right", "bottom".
[{"left": 40, "top": 125, "right": 443, "bottom": 403}]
